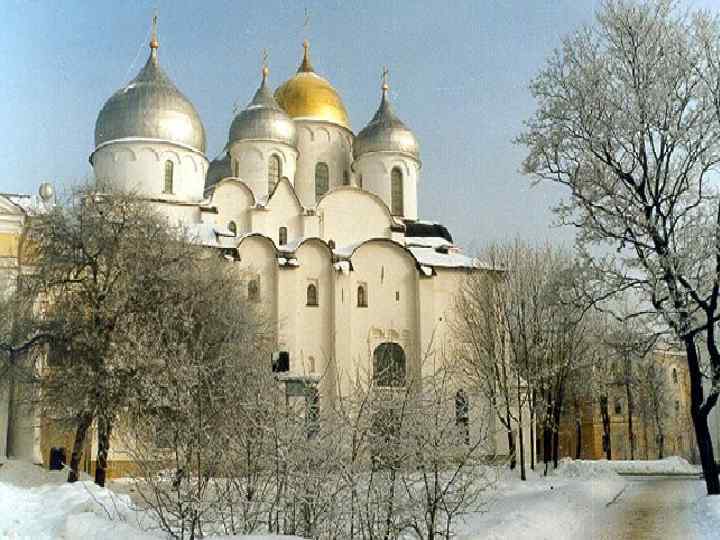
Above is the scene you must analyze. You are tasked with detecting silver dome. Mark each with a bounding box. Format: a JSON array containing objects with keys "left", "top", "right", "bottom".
[
  {"left": 205, "top": 152, "right": 233, "bottom": 188},
  {"left": 228, "top": 71, "right": 297, "bottom": 147},
  {"left": 94, "top": 45, "right": 206, "bottom": 154},
  {"left": 354, "top": 86, "right": 419, "bottom": 161}
]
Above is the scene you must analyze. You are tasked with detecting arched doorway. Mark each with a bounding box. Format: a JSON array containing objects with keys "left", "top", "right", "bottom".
[{"left": 372, "top": 342, "right": 406, "bottom": 387}]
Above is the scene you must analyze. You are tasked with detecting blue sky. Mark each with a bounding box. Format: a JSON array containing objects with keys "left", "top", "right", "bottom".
[{"left": 1, "top": 0, "right": 717, "bottom": 247}]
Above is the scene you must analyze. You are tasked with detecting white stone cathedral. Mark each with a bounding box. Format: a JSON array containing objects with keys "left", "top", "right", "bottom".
[{"left": 90, "top": 24, "right": 479, "bottom": 395}]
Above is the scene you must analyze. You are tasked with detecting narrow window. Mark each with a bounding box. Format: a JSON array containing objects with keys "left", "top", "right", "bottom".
[
  {"left": 391, "top": 167, "right": 403, "bottom": 216},
  {"left": 306, "top": 283, "right": 318, "bottom": 306},
  {"left": 228, "top": 221, "right": 237, "bottom": 236},
  {"left": 357, "top": 284, "right": 368, "bottom": 307},
  {"left": 395, "top": 291, "right": 400, "bottom": 302},
  {"left": 268, "top": 154, "right": 282, "bottom": 194},
  {"left": 278, "top": 226, "right": 288, "bottom": 246},
  {"left": 309, "top": 356, "right": 316, "bottom": 373},
  {"left": 456, "top": 389, "right": 470, "bottom": 445},
  {"left": 672, "top": 368, "right": 678, "bottom": 384},
  {"left": 328, "top": 239, "right": 336, "bottom": 250},
  {"left": 675, "top": 400, "right": 680, "bottom": 413},
  {"left": 163, "top": 160, "right": 174, "bottom": 194},
  {"left": 343, "top": 170, "right": 350, "bottom": 186},
  {"left": 248, "top": 278, "right": 260, "bottom": 302},
  {"left": 359, "top": 174, "right": 363, "bottom": 189},
  {"left": 614, "top": 400, "right": 622, "bottom": 415},
  {"left": 315, "top": 162, "right": 329, "bottom": 202},
  {"left": 234, "top": 160, "right": 239, "bottom": 177}
]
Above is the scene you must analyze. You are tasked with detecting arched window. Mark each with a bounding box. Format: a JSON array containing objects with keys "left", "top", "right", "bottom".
[
  {"left": 163, "top": 160, "right": 174, "bottom": 194},
  {"left": 391, "top": 167, "right": 403, "bottom": 216},
  {"left": 248, "top": 278, "right": 260, "bottom": 302},
  {"left": 456, "top": 389, "right": 470, "bottom": 445},
  {"left": 234, "top": 160, "right": 239, "bottom": 177},
  {"left": 306, "top": 283, "right": 318, "bottom": 306},
  {"left": 357, "top": 284, "right": 368, "bottom": 307},
  {"left": 672, "top": 368, "right": 678, "bottom": 384},
  {"left": 228, "top": 221, "right": 237, "bottom": 236},
  {"left": 343, "top": 170, "right": 350, "bottom": 186},
  {"left": 328, "top": 239, "right": 336, "bottom": 250},
  {"left": 315, "top": 162, "right": 329, "bottom": 202},
  {"left": 309, "top": 356, "right": 316, "bottom": 373},
  {"left": 373, "top": 342, "right": 406, "bottom": 387},
  {"left": 278, "top": 226, "right": 288, "bottom": 246},
  {"left": 268, "top": 154, "right": 282, "bottom": 194}
]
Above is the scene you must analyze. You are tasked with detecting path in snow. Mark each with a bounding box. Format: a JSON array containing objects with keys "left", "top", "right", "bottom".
[{"left": 595, "top": 478, "right": 712, "bottom": 539}]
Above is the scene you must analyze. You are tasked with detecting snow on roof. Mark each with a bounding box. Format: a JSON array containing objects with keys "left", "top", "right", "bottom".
[
  {"left": 1, "top": 193, "right": 50, "bottom": 216},
  {"left": 404, "top": 236, "right": 452, "bottom": 249},
  {"left": 407, "top": 245, "right": 482, "bottom": 269}
]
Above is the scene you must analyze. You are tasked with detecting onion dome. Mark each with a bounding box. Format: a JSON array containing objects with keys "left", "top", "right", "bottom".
[
  {"left": 94, "top": 17, "right": 206, "bottom": 154},
  {"left": 205, "top": 152, "right": 233, "bottom": 188},
  {"left": 274, "top": 41, "right": 351, "bottom": 130},
  {"left": 228, "top": 65, "right": 297, "bottom": 147},
  {"left": 354, "top": 75, "right": 419, "bottom": 161}
]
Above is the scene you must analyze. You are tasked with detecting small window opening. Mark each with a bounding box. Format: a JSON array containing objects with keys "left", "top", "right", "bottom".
[
  {"left": 248, "top": 278, "right": 260, "bottom": 302},
  {"left": 315, "top": 162, "right": 329, "bottom": 202},
  {"left": 395, "top": 291, "right": 400, "bottom": 302},
  {"left": 672, "top": 368, "right": 678, "bottom": 384},
  {"left": 279, "top": 226, "right": 288, "bottom": 246},
  {"left": 328, "top": 239, "right": 336, "bottom": 250},
  {"left": 228, "top": 221, "right": 237, "bottom": 236},
  {"left": 456, "top": 389, "right": 470, "bottom": 445},
  {"left": 357, "top": 284, "right": 368, "bottom": 308},
  {"left": 306, "top": 283, "right": 318, "bottom": 307},
  {"left": 163, "top": 160, "right": 174, "bottom": 194},
  {"left": 343, "top": 170, "right": 350, "bottom": 186},
  {"left": 268, "top": 154, "right": 282, "bottom": 194},
  {"left": 614, "top": 400, "right": 622, "bottom": 415}
]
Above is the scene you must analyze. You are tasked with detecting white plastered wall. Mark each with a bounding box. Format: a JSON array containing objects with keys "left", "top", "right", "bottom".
[
  {"left": 228, "top": 141, "right": 298, "bottom": 202},
  {"left": 207, "top": 180, "right": 256, "bottom": 233},
  {"left": 92, "top": 140, "right": 208, "bottom": 204},
  {"left": 353, "top": 153, "right": 420, "bottom": 220},
  {"left": 293, "top": 121, "right": 354, "bottom": 208},
  {"left": 317, "top": 188, "right": 394, "bottom": 248}
]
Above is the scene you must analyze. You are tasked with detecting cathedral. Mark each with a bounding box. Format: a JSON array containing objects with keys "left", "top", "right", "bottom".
[{"left": 1, "top": 20, "right": 485, "bottom": 468}]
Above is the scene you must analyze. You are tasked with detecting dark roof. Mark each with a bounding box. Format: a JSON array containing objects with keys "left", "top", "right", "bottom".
[{"left": 404, "top": 221, "right": 453, "bottom": 243}]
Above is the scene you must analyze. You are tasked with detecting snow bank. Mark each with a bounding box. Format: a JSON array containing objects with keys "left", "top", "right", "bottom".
[
  {"left": 0, "top": 460, "right": 306, "bottom": 540},
  {"left": 552, "top": 456, "right": 699, "bottom": 479},
  {"left": 553, "top": 458, "right": 621, "bottom": 480}
]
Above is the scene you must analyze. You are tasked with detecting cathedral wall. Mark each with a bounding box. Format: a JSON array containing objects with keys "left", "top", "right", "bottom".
[
  {"left": 344, "top": 241, "right": 419, "bottom": 393},
  {"left": 354, "top": 154, "right": 420, "bottom": 220},
  {"left": 293, "top": 121, "right": 354, "bottom": 208},
  {"left": 263, "top": 180, "right": 305, "bottom": 247},
  {"left": 210, "top": 181, "right": 255, "bottom": 233},
  {"left": 229, "top": 141, "right": 298, "bottom": 201},
  {"left": 92, "top": 141, "right": 208, "bottom": 204},
  {"left": 317, "top": 188, "right": 393, "bottom": 248},
  {"left": 236, "top": 236, "right": 278, "bottom": 333},
  {"left": 292, "top": 241, "right": 334, "bottom": 376}
]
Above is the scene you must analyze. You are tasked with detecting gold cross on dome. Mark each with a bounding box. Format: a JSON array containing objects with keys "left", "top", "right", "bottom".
[{"left": 382, "top": 66, "right": 390, "bottom": 91}]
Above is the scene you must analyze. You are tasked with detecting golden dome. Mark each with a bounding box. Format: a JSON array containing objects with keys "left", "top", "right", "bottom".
[{"left": 274, "top": 41, "right": 351, "bottom": 130}]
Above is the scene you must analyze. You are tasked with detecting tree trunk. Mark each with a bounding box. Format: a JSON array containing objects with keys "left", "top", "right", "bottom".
[
  {"left": 94, "top": 415, "right": 113, "bottom": 487},
  {"left": 507, "top": 428, "right": 517, "bottom": 470},
  {"left": 67, "top": 411, "right": 93, "bottom": 483},
  {"left": 542, "top": 396, "right": 552, "bottom": 476},
  {"left": 625, "top": 356, "right": 636, "bottom": 460},
  {"left": 685, "top": 337, "right": 719, "bottom": 495},
  {"left": 574, "top": 397, "right": 582, "bottom": 459},
  {"left": 529, "top": 391, "right": 535, "bottom": 470},
  {"left": 600, "top": 395, "right": 611, "bottom": 461},
  {"left": 552, "top": 384, "right": 565, "bottom": 469}
]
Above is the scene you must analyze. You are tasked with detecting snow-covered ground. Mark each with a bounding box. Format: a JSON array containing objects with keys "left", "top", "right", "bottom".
[{"left": 0, "top": 457, "right": 716, "bottom": 539}]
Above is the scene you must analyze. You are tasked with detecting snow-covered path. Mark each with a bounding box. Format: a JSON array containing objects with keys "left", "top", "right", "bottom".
[{"left": 595, "top": 478, "right": 714, "bottom": 539}]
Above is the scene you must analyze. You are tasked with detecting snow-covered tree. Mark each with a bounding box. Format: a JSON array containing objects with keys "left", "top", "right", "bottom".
[{"left": 519, "top": 0, "right": 720, "bottom": 493}]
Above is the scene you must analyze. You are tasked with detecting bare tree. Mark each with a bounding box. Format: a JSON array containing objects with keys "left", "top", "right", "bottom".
[
  {"left": 519, "top": 0, "right": 720, "bottom": 493},
  {"left": 26, "top": 187, "right": 200, "bottom": 485}
]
